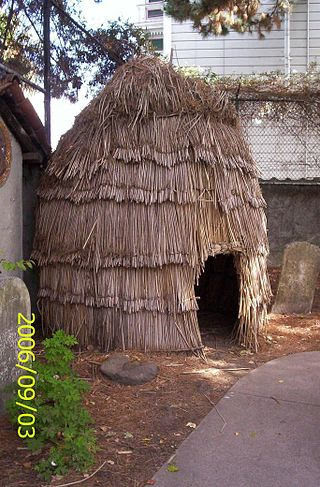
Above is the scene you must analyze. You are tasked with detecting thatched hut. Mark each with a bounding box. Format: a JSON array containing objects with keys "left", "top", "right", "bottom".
[{"left": 33, "top": 57, "right": 271, "bottom": 352}]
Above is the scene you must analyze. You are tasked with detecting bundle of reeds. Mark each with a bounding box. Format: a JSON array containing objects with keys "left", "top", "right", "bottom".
[{"left": 33, "top": 56, "right": 271, "bottom": 352}]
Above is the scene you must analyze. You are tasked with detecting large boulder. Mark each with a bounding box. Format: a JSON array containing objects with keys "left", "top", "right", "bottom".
[
  {"left": 100, "top": 353, "right": 159, "bottom": 385},
  {"left": 272, "top": 242, "right": 320, "bottom": 314},
  {"left": 0, "top": 277, "right": 31, "bottom": 411}
]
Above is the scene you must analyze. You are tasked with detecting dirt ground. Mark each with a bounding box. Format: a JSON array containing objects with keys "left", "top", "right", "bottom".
[{"left": 1, "top": 267, "right": 320, "bottom": 487}]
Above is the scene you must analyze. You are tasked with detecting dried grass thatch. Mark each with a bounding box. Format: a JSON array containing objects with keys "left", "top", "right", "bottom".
[{"left": 33, "top": 56, "right": 271, "bottom": 352}]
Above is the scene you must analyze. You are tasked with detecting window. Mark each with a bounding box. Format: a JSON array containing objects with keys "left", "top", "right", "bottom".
[
  {"left": 150, "top": 38, "right": 163, "bottom": 51},
  {"left": 0, "top": 121, "right": 11, "bottom": 187},
  {"left": 147, "top": 9, "right": 163, "bottom": 18}
]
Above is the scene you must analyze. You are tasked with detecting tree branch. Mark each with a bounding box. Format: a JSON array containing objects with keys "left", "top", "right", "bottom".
[{"left": 1, "top": 0, "right": 15, "bottom": 55}]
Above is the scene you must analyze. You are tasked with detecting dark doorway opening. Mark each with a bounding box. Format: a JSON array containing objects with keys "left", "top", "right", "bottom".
[{"left": 195, "top": 254, "right": 239, "bottom": 338}]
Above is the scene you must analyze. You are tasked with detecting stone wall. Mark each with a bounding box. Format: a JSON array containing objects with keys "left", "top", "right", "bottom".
[
  {"left": 261, "top": 182, "right": 320, "bottom": 266},
  {"left": 0, "top": 118, "right": 23, "bottom": 278},
  {"left": 0, "top": 277, "right": 31, "bottom": 411}
]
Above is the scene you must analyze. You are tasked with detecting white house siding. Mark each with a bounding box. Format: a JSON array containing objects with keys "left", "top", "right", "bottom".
[
  {"left": 309, "top": 0, "right": 320, "bottom": 66},
  {"left": 170, "top": 1, "right": 320, "bottom": 74},
  {"left": 289, "top": 0, "right": 320, "bottom": 72},
  {"left": 171, "top": 22, "right": 284, "bottom": 73},
  {"left": 0, "top": 117, "right": 23, "bottom": 276},
  {"left": 137, "top": 0, "right": 320, "bottom": 75}
]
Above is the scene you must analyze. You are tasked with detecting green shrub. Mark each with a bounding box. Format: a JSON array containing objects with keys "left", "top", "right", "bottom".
[
  {"left": 0, "top": 256, "right": 35, "bottom": 272},
  {"left": 6, "top": 330, "right": 97, "bottom": 481}
]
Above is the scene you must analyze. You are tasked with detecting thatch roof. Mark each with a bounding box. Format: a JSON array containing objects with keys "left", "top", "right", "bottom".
[{"left": 33, "top": 56, "right": 271, "bottom": 352}]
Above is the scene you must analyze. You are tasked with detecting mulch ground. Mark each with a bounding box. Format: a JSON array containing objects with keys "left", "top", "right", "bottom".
[{"left": 1, "top": 267, "right": 320, "bottom": 487}]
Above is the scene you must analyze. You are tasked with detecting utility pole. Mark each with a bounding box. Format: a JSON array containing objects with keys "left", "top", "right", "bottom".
[{"left": 43, "top": 0, "right": 51, "bottom": 147}]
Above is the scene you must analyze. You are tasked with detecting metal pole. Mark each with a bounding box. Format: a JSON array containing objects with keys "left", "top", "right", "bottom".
[
  {"left": 43, "top": 0, "right": 51, "bottom": 147},
  {"left": 284, "top": 11, "right": 291, "bottom": 77},
  {"left": 307, "top": 0, "right": 310, "bottom": 70}
]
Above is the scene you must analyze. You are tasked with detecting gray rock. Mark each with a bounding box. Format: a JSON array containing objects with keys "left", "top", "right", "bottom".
[
  {"left": 100, "top": 353, "right": 159, "bottom": 385},
  {"left": 272, "top": 241, "right": 320, "bottom": 314},
  {"left": 0, "top": 277, "right": 31, "bottom": 411},
  {"left": 100, "top": 353, "right": 130, "bottom": 374}
]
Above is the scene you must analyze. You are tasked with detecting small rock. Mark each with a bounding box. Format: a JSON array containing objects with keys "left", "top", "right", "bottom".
[{"left": 100, "top": 353, "right": 159, "bottom": 385}]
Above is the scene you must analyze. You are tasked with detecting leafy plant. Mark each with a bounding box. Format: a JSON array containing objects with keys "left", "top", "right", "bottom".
[
  {"left": 0, "top": 258, "right": 35, "bottom": 272},
  {"left": 165, "top": 0, "right": 291, "bottom": 38},
  {"left": 6, "top": 330, "right": 97, "bottom": 481},
  {"left": 178, "top": 62, "right": 320, "bottom": 96}
]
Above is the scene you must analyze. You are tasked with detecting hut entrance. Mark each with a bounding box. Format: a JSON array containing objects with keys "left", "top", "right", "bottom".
[{"left": 195, "top": 254, "right": 239, "bottom": 337}]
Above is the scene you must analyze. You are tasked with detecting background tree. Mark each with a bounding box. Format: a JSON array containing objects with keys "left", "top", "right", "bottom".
[
  {"left": 0, "top": 0, "right": 151, "bottom": 101},
  {"left": 165, "top": 0, "right": 291, "bottom": 38}
]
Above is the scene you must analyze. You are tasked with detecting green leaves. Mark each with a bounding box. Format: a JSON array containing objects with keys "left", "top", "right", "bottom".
[
  {"left": 165, "top": 0, "right": 289, "bottom": 38},
  {"left": 1, "top": 260, "right": 17, "bottom": 271},
  {"left": 167, "top": 464, "right": 179, "bottom": 472},
  {"left": 6, "top": 330, "right": 97, "bottom": 481},
  {"left": 0, "top": 258, "right": 35, "bottom": 273}
]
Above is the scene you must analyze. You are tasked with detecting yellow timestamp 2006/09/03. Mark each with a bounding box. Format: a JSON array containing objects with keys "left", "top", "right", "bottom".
[{"left": 16, "top": 312, "right": 37, "bottom": 439}]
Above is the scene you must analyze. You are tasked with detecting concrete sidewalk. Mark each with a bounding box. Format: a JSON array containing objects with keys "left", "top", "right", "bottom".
[{"left": 152, "top": 351, "right": 320, "bottom": 487}]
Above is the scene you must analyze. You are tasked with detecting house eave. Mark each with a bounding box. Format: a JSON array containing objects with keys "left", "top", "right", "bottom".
[{"left": 0, "top": 74, "right": 50, "bottom": 164}]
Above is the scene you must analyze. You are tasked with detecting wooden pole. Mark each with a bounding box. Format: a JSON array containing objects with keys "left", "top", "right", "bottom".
[{"left": 43, "top": 0, "right": 51, "bottom": 147}]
